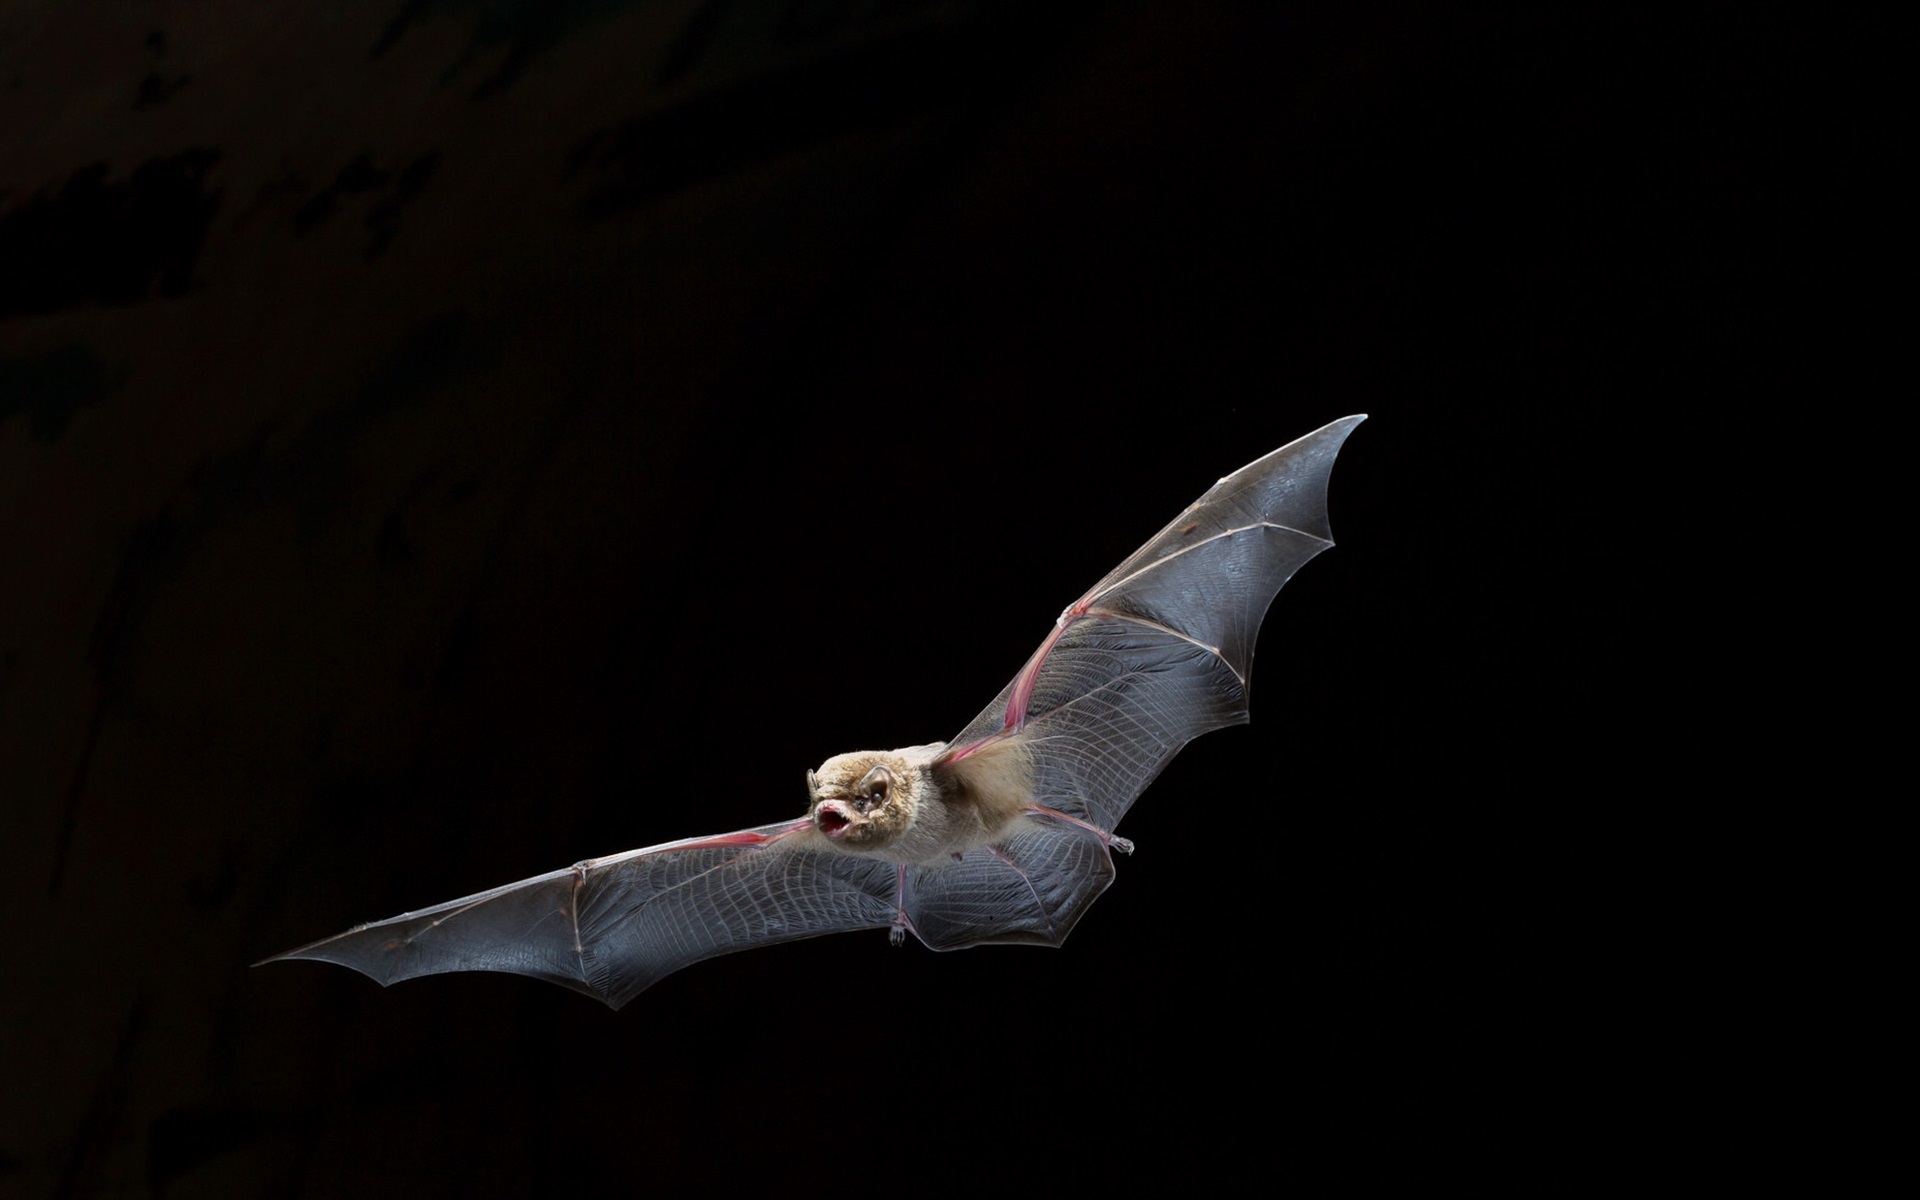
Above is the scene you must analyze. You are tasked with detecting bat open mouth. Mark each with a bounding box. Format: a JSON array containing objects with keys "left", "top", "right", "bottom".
[{"left": 815, "top": 806, "right": 851, "bottom": 837}]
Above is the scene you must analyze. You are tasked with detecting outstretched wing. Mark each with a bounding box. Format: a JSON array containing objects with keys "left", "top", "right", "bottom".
[
  {"left": 946, "top": 413, "right": 1364, "bottom": 845},
  {"left": 261, "top": 821, "right": 901, "bottom": 1009}
]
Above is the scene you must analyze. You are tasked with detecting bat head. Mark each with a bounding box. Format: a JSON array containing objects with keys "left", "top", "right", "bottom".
[{"left": 805, "top": 745, "right": 946, "bottom": 855}]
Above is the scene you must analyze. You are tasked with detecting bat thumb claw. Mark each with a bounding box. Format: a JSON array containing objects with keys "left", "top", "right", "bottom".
[{"left": 1108, "top": 835, "right": 1135, "bottom": 856}]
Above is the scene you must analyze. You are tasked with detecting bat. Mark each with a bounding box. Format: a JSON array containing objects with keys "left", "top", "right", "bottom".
[{"left": 261, "top": 415, "right": 1365, "bottom": 1009}]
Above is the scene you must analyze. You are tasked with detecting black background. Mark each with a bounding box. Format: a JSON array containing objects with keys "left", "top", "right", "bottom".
[{"left": 1, "top": 3, "right": 1843, "bottom": 1197}]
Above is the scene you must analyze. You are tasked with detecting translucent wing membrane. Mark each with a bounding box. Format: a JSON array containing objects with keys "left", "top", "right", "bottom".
[
  {"left": 904, "top": 822, "right": 1116, "bottom": 950},
  {"left": 948, "top": 415, "right": 1363, "bottom": 833},
  {"left": 263, "top": 822, "right": 901, "bottom": 1009}
]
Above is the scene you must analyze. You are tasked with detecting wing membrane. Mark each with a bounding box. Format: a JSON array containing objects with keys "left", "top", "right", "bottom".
[
  {"left": 263, "top": 821, "right": 900, "bottom": 1008},
  {"left": 904, "top": 821, "right": 1115, "bottom": 950},
  {"left": 948, "top": 415, "right": 1364, "bottom": 833}
]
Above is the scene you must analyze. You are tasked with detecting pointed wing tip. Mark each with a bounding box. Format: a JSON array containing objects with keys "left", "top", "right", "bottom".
[
  {"left": 254, "top": 920, "right": 436, "bottom": 989},
  {"left": 252, "top": 925, "right": 374, "bottom": 971},
  {"left": 260, "top": 942, "right": 628, "bottom": 1008},
  {"left": 1303, "top": 413, "right": 1367, "bottom": 450},
  {"left": 1248, "top": 414, "right": 1367, "bottom": 473},
  {"left": 250, "top": 950, "right": 299, "bottom": 970},
  {"left": 250, "top": 941, "right": 325, "bottom": 971},
  {"left": 1323, "top": 412, "right": 1367, "bottom": 438},
  {"left": 252, "top": 952, "right": 404, "bottom": 999}
]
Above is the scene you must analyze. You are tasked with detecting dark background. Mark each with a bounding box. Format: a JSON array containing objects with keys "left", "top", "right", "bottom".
[{"left": 1, "top": 3, "right": 1838, "bottom": 1197}]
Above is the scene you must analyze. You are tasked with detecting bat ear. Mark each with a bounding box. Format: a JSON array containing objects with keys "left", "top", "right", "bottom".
[
  {"left": 805, "top": 768, "right": 818, "bottom": 799},
  {"left": 853, "top": 764, "right": 892, "bottom": 813}
]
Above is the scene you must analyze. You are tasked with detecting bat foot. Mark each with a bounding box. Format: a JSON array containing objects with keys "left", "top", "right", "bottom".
[
  {"left": 1109, "top": 835, "right": 1135, "bottom": 856},
  {"left": 889, "top": 863, "right": 916, "bottom": 947}
]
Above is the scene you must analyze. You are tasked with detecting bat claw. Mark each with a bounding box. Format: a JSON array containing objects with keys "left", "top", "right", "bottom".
[
  {"left": 889, "top": 925, "right": 906, "bottom": 947},
  {"left": 1109, "top": 836, "right": 1135, "bottom": 855}
]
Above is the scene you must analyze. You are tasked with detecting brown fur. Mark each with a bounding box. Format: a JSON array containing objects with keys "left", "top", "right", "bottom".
[{"left": 805, "top": 738, "right": 1035, "bottom": 865}]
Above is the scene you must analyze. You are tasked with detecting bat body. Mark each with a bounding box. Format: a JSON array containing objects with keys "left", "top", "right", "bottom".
[{"left": 264, "top": 415, "right": 1365, "bottom": 1008}]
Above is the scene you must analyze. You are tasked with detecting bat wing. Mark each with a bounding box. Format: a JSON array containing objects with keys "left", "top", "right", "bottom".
[
  {"left": 260, "top": 821, "right": 901, "bottom": 1009},
  {"left": 924, "top": 414, "right": 1364, "bottom": 945}
]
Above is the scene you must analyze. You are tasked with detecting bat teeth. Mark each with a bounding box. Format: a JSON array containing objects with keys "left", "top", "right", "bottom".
[{"left": 816, "top": 806, "right": 850, "bottom": 836}]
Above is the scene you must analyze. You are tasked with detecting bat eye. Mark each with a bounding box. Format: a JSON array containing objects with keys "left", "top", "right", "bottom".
[{"left": 853, "top": 765, "right": 893, "bottom": 813}]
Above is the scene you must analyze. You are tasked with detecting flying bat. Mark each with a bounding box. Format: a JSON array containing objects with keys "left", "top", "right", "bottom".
[{"left": 262, "top": 415, "right": 1365, "bottom": 1008}]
